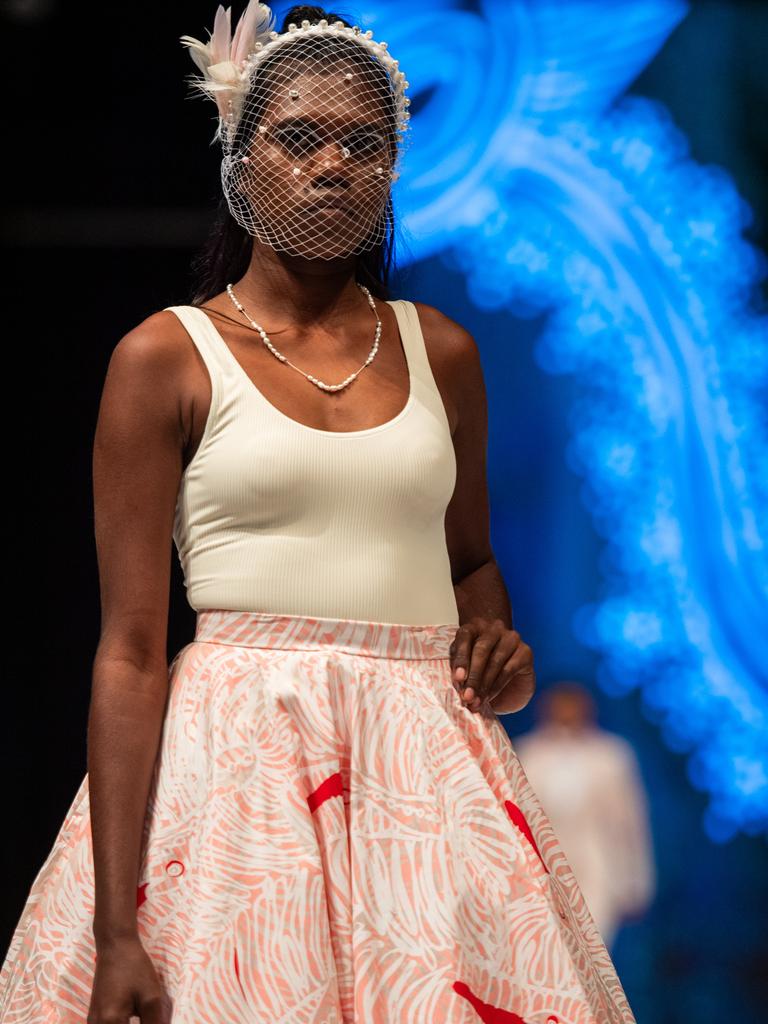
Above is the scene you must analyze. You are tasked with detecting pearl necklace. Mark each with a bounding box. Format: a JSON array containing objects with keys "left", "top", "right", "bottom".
[{"left": 225, "top": 282, "right": 383, "bottom": 393}]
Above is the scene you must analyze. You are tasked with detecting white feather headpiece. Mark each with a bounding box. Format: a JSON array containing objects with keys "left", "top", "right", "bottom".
[
  {"left": 180, "top": 1, "right": 276, "bottom": 139},
  {"left": 180, "top": 2, "right": 411, "bottom": 146}
]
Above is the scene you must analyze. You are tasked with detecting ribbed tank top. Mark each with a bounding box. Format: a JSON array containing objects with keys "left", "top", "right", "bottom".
[{"left": 164, "top": 299, "right": 460, "bottom": 626}]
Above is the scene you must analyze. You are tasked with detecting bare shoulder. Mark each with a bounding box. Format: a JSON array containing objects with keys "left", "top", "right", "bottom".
[
  {"left": 108, "top": 308, "right": 194, "bottom": 374},
  {"left": 98, "top": 307, "right": 209, "bottom": 464},
  {"left": 411, "top": 301, "right": 478, "bottom": 359}
]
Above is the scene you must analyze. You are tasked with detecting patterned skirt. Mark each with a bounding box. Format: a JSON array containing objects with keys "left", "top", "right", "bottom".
[{"left": 1, "top": 609, "right": 636, "bottom": 1023}]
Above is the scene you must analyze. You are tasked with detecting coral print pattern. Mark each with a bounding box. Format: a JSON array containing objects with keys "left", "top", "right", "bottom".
[{"left": 1, "top": 610, "right": 636, "bottom": 1023}]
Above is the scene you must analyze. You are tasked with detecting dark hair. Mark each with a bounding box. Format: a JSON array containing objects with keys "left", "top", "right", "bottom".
[{"left": 188, "top": 5, "right": 397, "bottom": 305}]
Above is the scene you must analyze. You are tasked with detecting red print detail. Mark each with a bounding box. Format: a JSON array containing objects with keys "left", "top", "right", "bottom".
[
  {"left": 547, "top": 1018, "right": 560, "bottom": 1023},
  {"left": 233, "top": 946, "right": 248, "bottom": 1000},
  {"left": 136, "top": 882, "right": 149, "bottom": 909},
  {"left": 453, "top": 981, "right": 529, "bottom": 1023},
  {"left": 504, "top": 800, "right": 549, "bottom": 873},
  {"left": 307, "top": 771, "right": 344, "bottom": 813}
]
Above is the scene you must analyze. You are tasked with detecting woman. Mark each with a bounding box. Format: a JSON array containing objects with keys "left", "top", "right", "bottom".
[{"left": 0, "top": 4, "right": 637, "bottom": 1022}]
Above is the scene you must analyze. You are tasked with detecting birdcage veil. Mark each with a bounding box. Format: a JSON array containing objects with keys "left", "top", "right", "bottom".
[{"left": 180, "top": 2, "right": 411, "bottom": 260}]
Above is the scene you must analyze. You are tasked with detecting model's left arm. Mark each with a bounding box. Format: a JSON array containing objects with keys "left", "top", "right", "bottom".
[{"left": 417, "top": 303, "right": 536, "bottom": 717}]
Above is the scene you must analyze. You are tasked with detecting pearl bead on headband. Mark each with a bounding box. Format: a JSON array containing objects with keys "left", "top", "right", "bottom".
[{"left": 180, "top": 2, "right": 411, "bottom": 260}]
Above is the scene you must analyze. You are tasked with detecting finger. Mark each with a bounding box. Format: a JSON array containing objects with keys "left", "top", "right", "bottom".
[
  {"left": 489, "top": 669, "right": 536, "bottom": 714},
  {"left": 449, "top": 624, "right": 478, "bottom": 688},
  {"left": 488, "top": 651, "right": 536, "bottom": 712},
  {"left": 485, "top": 655, "right": 518, "bottom": 705},
  {"left": 464, "top": 628, "right": 519, "bottom": 703},
  {"left": 483, "top": 639, "right": 528, "bottom": 701},
  {"left": 462, "top": 633, "right": 502, "bottom": 703},
  {"left": 467, "top": 634, "right": 520, "bottom": 703},
  {"left": 138, "top": 993, "right": 166, "bottom": 1024}
]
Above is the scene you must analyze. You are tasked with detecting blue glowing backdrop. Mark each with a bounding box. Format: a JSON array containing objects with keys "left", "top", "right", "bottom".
[{"left": 339, "top": 0, "right": 767, "bottom": 841}]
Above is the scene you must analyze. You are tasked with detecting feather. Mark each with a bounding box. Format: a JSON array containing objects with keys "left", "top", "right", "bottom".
[
  {"left": 230, "top": 3, "right": 249, "bottom": 65},
  {"left": 180, "top": 2, "right": 278, "bottom": 137},
  {"left": 232, "top": 1, "right": 275, "bottom": 65},
  {"left": 210, "top": 5, "right": 232, "bottom": 66},
  {"left": 179, "top": 34, "right": 213, "bottom": 75},
  {"left": 207, "top": 61, "right": 243, "bottom": 85}
]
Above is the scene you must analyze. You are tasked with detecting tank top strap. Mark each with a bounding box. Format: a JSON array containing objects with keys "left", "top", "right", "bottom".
[
  {"left": 387, "top": 299, "right": 448, "bottom": 429},
  {"left": 163, "top": 304, "right": 230, "bottom": 375},
  {"left": 164, "top": 303, "right": 233, "bottom": 407},
  {"left": 162, "top": 299, "right": 231, "bottom": 436}
]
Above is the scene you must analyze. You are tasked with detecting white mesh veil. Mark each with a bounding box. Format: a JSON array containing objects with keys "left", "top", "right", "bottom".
[{"left": 181, "top": 3, "right": 411, "bottom": 260}]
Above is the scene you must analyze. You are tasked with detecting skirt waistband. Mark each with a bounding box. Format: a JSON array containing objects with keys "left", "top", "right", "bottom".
[{"left": 193, "top": 609, "right": 458, "bottom": 660}]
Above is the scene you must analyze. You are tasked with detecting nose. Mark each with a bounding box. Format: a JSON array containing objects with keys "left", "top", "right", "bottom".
[
  {"left": 308, "top": 142, "right": 351, "bottom": 189},
  {"left": 312, "top": 139, "right": 350, "bottom": 171}
]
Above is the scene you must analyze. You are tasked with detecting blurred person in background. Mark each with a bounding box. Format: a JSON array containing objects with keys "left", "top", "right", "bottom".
[{"left": 514, "top": 681, "right": 656, "bottom": 950}]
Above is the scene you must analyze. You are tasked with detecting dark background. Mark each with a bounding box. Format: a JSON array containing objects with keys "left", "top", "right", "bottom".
[{"left": 3, "top": 1, "right": 767, "bottom": 1021}]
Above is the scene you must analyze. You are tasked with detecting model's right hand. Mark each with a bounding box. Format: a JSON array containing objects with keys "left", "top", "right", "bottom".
[{"left": 87, "top": 936, "right": 167, "bottom": 1024}]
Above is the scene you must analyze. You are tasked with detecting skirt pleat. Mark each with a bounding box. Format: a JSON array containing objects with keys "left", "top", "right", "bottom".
[{"left": 1, "top": 609, "right": 636, "bottom": 1023}]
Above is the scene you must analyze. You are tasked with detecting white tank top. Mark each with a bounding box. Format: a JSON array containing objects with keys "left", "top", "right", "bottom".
[{"left": 164, "top": 299, "right": 460, "bottom": 626}]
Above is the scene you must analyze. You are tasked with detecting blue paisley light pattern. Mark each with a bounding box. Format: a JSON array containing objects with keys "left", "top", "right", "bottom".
[{"left": 362, "top": 0, "right": 768, "bottom": 840}]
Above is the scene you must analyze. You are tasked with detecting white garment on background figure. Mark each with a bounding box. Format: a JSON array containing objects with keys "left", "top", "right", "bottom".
[{"left": 513, "top": 723, "right": 655, "bottom": 950}]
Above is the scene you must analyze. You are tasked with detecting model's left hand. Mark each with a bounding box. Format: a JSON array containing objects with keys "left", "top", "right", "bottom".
[{"left": 449, "top": 617, "right": 536, "bottom": 715}]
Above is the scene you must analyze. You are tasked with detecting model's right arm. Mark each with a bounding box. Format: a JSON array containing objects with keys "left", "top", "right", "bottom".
[{"left": 88, "top": 312, "right": 190, "bottom": 949}]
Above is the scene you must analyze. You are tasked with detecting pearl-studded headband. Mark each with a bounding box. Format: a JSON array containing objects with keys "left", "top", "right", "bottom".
[{"left": 180, "top": 2, "right": 411, "bottom": 149}]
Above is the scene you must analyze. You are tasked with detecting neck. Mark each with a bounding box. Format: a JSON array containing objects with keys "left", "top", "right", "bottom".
[{"left": 230, "top": 239, "right": 366, "bottom": 326}]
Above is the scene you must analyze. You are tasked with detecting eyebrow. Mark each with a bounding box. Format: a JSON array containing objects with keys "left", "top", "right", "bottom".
[{"left": 270, "top": 116, "right": 388, "bottom": 132}]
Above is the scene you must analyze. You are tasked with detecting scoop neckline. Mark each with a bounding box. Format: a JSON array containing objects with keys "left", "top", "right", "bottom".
[{"left": 196, "top": 299, "right": 416, "bottom": 438}]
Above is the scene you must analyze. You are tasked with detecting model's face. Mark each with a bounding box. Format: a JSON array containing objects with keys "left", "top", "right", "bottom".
[{"left": 235, "top": 64, "right": 395, "bottom": 259}]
